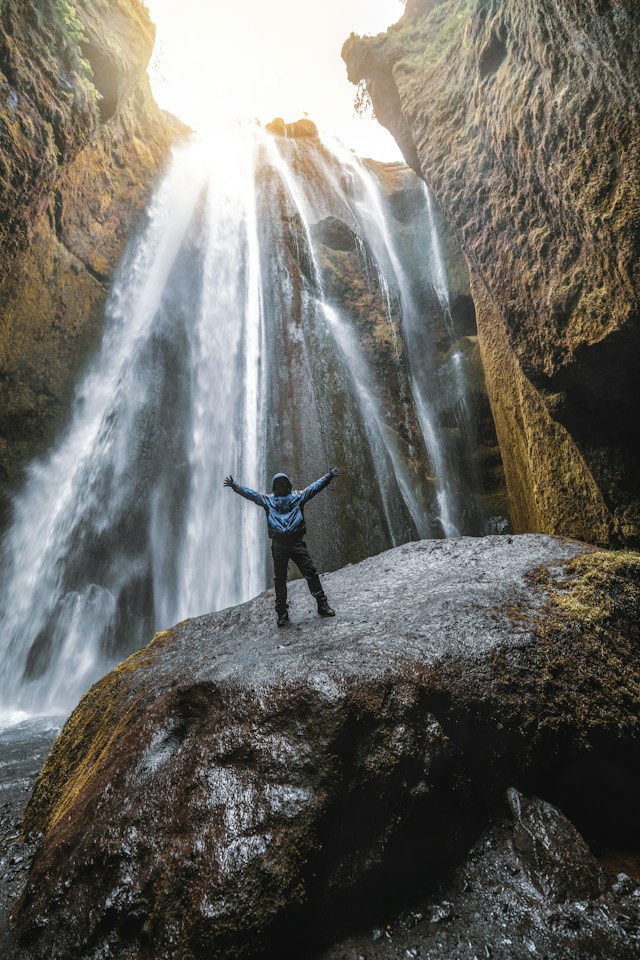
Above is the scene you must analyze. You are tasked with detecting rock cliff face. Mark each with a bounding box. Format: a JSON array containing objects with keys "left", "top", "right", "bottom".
[
  {"left": 343, "top": 0, "right": 640, "bottom": 548},
  {"left": 0, "top": 0, "right": 184, "bottom": 520},
  {"left": 14, "top": 536, "right": 640, "bottom": 959}
]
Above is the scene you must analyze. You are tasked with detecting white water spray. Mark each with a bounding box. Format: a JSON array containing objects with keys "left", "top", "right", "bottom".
[{"left": 0, "top": 131, "right": 267, "bottom": 715}]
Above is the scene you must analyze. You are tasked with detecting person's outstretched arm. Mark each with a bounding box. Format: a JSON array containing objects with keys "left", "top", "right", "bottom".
[
  {"left": 299, "top": 467, "right": 342, "bottom": 505},
  {"left": 224, "top": 475, "right": 268, "bottom": 507}
]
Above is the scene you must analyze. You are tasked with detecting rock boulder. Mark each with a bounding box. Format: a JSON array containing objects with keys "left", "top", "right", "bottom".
[
  {"left": 14, "top": 535, "right": 640, "bottom": 958},
  {"left": 265, "top": 116, "right": 319, "bottom": 138},
  {"left": 319, "top": 790, "right": 639, "bottom": 960}
]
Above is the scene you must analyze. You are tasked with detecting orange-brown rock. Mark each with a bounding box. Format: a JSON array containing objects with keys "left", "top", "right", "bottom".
[
  {"left": 343, "top": 0, "right": 640, "bottom": 547},
  {"left": 265, "top": 116, "right": 319, "bottom": 138}
]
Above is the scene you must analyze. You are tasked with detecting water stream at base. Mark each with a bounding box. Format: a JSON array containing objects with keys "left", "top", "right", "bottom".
[{"left": 0, "top": 127, "right": 482, "bottom": 717}]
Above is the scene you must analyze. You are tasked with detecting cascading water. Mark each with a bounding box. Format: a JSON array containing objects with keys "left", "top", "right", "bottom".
[
  {"left": 318, "top": 137, "right": 490, "bottom": 536},
  {"left": 422, "top": 181, "right": 484, "bottom": 512},
  {"left": 314, "top": 137, "right": 463, "bottom": 536},
  {"left": 0, "top": 131, "right": 268, "bottom": 718},
  {"left": 260, "top": 135, "right": 430, "bottom": 544},
  {"left": 0, "top": 126, "right": 490, "bottom": 720}
]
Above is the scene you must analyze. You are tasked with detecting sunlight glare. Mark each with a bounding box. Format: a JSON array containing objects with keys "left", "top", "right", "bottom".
[{"left": 145, "top": 0, "right": 404, "bottom": 160}]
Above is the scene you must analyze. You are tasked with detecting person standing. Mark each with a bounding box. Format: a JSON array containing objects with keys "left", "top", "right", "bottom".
[{"left": 224, "top": 468, "right": 341, "bottom": 626}]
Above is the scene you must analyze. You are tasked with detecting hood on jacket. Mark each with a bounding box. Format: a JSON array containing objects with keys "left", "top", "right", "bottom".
[{"left": 272, "top": 472, "right": 292, "bottom": 494}]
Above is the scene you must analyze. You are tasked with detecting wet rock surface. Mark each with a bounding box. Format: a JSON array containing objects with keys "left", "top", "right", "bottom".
[
  {"left": 319, "top": 792, "right": 640, "bottom": 960},
  {"left": 12, "top": 535, "right": 640, "bottom": 958},
  {"left": 0, "top": 720, "right": 60, "bottom": 960},
  {"left": 506, "top": 787, "right": 607, "bottom": 904}
]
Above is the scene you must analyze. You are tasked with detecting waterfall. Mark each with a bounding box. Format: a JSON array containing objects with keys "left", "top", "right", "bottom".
[
  {"left": 0, "top": 126, "right": 484, "bottom": 719},
  {"left": 424, "top": 183, "right": 452, "bottom": 318},
  {"left": 260, "top": 136, "right": 429, "bottom": 543},
  {"left": 315, "top": 136, "right": 463, "bottom": 536},
  {"left": 0, "top": 131, "right": 268, "bottom": 718}
]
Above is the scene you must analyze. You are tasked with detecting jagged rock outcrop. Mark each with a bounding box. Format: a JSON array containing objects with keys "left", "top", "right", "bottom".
[
  {"left": 265, "top": 116, "right": 319, "bottom": 138},
  {"left": 15, "top": 535, "right": 640, "bottom": 959},
  {"left": 0, "top": 0, "right": 185, "bottom": 521},
  {"left": 343, "top": 0, "right": 640, "bottom": 548}
]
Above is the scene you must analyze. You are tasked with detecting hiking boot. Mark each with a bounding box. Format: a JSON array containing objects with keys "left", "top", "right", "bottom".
[
  {"left": 317, "top": 598, "right": 335, "bottom": 618},
  {"left": 277, "top": 609, "right": 290, "bottom": 627}
]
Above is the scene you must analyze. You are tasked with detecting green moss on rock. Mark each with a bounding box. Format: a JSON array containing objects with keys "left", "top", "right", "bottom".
[
  {"left": 24, "top": 626, "right": 174, "bottom": 837},
  {"left": 489, "top": 549, "right": 640, "bottom": 745}
]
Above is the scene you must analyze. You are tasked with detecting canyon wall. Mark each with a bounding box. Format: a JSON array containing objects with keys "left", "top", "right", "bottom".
[
  {"left": 0, "top": 0, "right": 184, "bottom": 521},
  {"left": 344, "top": 0, "right": 640, "bottom": 547}
]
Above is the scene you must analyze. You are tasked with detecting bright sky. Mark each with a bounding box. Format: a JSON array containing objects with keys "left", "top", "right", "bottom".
[{"left": 144, "top": 0, "right": 404, "bottom": 160}]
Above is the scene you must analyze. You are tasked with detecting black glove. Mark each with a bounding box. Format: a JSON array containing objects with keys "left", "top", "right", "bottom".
[
  {"left": 329, "top": 467, "right": 342, "bottom": 477},
  {"left": 223, "top": 475, "right": 234, "bottom": 487}
]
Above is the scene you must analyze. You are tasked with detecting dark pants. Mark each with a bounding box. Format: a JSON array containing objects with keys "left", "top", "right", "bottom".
[{"left": 271, "top": 536, "right": 325, "bottom": 613}]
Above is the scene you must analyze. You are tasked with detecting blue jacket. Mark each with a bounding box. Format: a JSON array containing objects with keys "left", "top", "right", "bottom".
[{"left": 231, "top": 471, "right": 334, "bottom": 539}]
